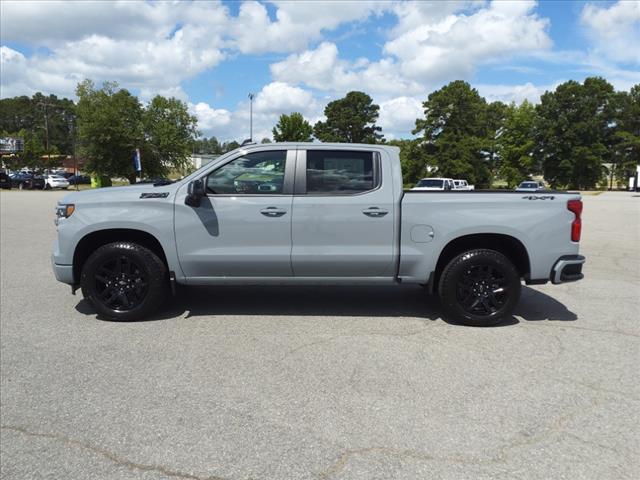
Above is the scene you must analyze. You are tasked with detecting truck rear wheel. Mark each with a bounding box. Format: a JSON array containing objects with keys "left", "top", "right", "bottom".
[
  {"left": 80, "top": 242, "right": 168, "bottom": 321},
  {"left": 438, "top": 249, "right": 521, "bottom": 326}
]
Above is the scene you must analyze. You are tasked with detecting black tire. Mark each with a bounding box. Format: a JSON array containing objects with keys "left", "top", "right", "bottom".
[
  {"left": 45, "top": 183, "right": 51, "bottom": 190},
  {"left": 438, "top": 249, "right": 521, "bottom": 326},
  {"left": 80, "top": 242, "right": 168, "bottom": 321}
]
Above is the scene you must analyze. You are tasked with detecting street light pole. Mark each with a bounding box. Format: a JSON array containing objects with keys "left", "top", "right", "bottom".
[{"left": 248, "top": 93, "right": 255, "bottom": 141}]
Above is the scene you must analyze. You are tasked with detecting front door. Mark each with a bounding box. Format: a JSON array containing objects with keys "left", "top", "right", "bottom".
[
  {"left": 175, "top": 149, "right": 295, "bottom": 279},
  {"left": 291, "top": 148, "right": 396, "bottom": 277}
]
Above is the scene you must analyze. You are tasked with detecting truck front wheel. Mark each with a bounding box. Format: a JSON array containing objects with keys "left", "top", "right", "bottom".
[
  {"left": 438, "top": 249, "right": 521, "bottom": 326},
  {"left": 80, "top": 242, "right": 168, "bottom": 321}
]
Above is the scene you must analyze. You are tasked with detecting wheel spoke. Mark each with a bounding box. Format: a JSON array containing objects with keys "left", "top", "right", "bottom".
[
  {"left": 118, "top": 292, "right": 130, "bottom": 308},
  {"left": 103, "top": 291, "right": 119, "bottom": 305}
]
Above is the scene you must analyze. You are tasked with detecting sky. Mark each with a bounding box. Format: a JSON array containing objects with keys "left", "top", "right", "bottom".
[{"left": 1, "top": 0, "right": 639, "bottom": 141}]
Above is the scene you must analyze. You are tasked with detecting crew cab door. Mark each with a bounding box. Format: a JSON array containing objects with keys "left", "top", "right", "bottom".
[
  {"left": 174, "top": 149, "right": 295, "bottom": 279},
  {"left": 291, "top": 148, "right": 395, "bottom": 277}
]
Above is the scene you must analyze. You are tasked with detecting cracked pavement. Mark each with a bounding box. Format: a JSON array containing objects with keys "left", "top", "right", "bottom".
[{"left": 1, "top": 190, "right": 639, "bottom": 479}]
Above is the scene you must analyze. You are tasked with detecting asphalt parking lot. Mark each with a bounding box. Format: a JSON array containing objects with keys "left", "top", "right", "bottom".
[{"left": 1, "top": 190, "right": 638, "bottom": 480}]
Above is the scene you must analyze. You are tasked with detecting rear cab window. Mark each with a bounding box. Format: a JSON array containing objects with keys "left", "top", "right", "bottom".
[{"left": 303, "top": 150, "right": 379, "bottom": 195}]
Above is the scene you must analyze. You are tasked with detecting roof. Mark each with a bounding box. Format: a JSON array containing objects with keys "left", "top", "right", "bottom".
[{"left": 240, "top": 142, "right": 399, "bottom": 152}]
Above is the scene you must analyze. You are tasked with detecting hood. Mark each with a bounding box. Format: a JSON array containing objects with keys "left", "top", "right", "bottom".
[{"left": 59, "top": 182, "right": 182, "bottom": 205}]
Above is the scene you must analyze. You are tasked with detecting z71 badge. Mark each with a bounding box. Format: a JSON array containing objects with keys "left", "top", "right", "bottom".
[
  {"left": 140, "top": 192, "right": 170, "bottom": 199},
  {"left": 522, "top": 195, "right": 555, "bottom": 200}
]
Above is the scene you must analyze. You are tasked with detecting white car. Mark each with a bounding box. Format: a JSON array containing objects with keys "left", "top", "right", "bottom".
[
  {"left": 453, "top": 179, "right": 474, "bottom": 191},
  {"left": 44, "top": 174, "right": 69, "bottom": 190},
  {"left": 515, "top": 181, "right": 545, "bottom": 192},
  {"left": 412, "top": 178, "right": 454, "bottom": 191}
]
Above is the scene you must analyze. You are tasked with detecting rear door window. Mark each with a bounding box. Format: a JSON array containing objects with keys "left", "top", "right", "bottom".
[{"left": 305, "top": 150, "right": 377, "bottom": 194}]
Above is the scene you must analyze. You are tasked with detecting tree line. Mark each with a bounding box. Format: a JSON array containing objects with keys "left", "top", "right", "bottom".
[
  {"left": 1, "top": 77, "right": 638, "bottom": 188},
  {"left": 265, "top": 79, "right": 639, "bottom": 190}
]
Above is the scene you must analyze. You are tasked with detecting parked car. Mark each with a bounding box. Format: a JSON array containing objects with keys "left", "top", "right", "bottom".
[
  {"left": 0, "top": 172, "right": 11, "bottom": 189},
  {"left": 44, "top": 174, "right": 70, "bottom": 190},
  {"left": 515, "top": 181, "right": 545, "bottom": 192},
  {"left": 50, "top": 170, "right": 73, "bottom": 179},
  {"left": 412, "top": 178, "right": 455, "bottom": 191},
  {"left": 0, "top": 172, "right": 11, "bottom": 190},
  {"left": 10, "top": 172, "right": 45, "bottom": 190},
  {"left": 453, "top": 179, "right": 474, "bottom": 191},
  {"left": 67, "top": 175, "right": 91, "bottom": 185},
  {"left": 52, "top": 143, "right": 585, "bottom": 326}
]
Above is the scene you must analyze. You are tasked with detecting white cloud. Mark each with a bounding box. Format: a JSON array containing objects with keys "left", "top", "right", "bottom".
[
  {"left": 0, "top": 0, "right": 228, "bottom": 46},
  {"left": 192, "top": 82, "right": 321, "bottom": 141},
  {"left": 189, "top": 102, "right": 232, "bottom": 133},
  {"left": 270, "top": 42, "right": 423, "bottom": 96},
  {"left": 0, "top": 1, "right": 228, "bottom": 99},
  {"left": 385, "top": 0, "right": 551, "bottom": 82},
  {"left": 581, "top": 1, "right": 640, "bottom": 65},
  {"left": 230, "top": 0, "right": 386, "bottom": 54},
  {"left": 377, "top": 96, "right": 423, "bottom": 136},
  {"left": 253, "top": 82, "right": 316, "bottom": 114},
  {"left": 476, "top": 82, "right": 559, "bottom": 104}
]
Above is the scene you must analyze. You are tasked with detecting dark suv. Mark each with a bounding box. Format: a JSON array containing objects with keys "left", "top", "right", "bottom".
[
  {"left": 0, "top": 172, "right": 11, "bottom": 189},
  {"left": 10, "top": 172, "right": 45, "bottom": 190}
]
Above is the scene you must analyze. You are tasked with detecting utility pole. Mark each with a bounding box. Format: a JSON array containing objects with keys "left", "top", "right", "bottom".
[
  {"left": 40, "top": 98, "right": 51, "bottom": 168},
  {"left": 248, "top": 93, "right": 255, "bottom": 141}
]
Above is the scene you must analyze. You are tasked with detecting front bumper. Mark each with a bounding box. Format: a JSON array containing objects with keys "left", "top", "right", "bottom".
[
  {"left": 551, "top": 255, "right": 585, "bottom": 284},
  {"left": 51, "top": 255, "right": 75, "bottom": 285}
]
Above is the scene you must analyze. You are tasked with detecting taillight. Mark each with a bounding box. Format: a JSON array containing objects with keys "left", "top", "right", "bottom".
[{"left": 567, "top": 199, "right": 583, "bottom": 242}]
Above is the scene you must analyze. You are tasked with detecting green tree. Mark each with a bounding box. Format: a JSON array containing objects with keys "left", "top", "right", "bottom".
[
  {"left": 272, "top": 112, "right": 313, "bottom": 142},
  {"left": 142, "top": 95, "right": 198, "bottom": 179},
  {"left": 388, "top": 139, "right": 431, "bottom": 187},
  {"left": 76, "top": 80, "right": 198, "bottom": 183},
  {"left": 221, "top": 140, "right": 240, "bottom": 153},
  {"left": 497, "top": 101, "right": 538, "bottom": 188},
  {"left": 313, "top": 91, "right": 383, "bottom": 143},
  {"left": 76, "top": 80, "right": 144, "bottom": 182},
  {"left": 484, "top": 100, "right": 508, "bottom": 175},
  {"left": 413, "top": 80, "right": 492, "bottom": 187},
  {"left": 610, "top": 84, "right": 640, "bottom": 188},
  {"left": 0, "top": 93, "right": 76, "bottom": 157},
  {"left": 260, "top": 137, "right": 272, "bottom": 144},
  {"left": 192, "top": 136, "right": 222, "bottom": 155},
  {"left": 15, "top": 128, "right": 45, "bottom": 169},
  {"left": 535, "top": 77, "right": 615, "bottom": 189}
]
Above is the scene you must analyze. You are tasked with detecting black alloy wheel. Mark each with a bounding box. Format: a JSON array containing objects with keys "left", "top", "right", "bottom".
[
  {"left": 456, "top": 264, "right": 508, "bottom": 316},
  {"left": 80, "top": 242, "right": 168, "bottom": 321},
  {"left": 94, "top": 255, "right": 149, "bottom": 311},
  {"left": 438, "top": 249, "right": 521, "bottom": 326}
]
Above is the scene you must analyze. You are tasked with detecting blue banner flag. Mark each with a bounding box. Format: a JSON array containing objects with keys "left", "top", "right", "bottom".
[{"left": 133, "top": 148, "right": 141, "bottom": 172}]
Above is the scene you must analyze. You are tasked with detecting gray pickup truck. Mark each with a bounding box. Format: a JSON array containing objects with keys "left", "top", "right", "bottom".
[{"left": 52, "top": 143, "right": 585, "bottom": 326}]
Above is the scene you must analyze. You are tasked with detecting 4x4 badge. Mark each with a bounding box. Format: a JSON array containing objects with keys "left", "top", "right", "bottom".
[{"left": 522, "top": 195, "right": 555, "bottom": 200}]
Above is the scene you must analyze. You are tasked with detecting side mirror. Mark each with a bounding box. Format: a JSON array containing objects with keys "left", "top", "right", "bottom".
[{"left": 185, "top": 179, "right": 205, "bottom": 207}]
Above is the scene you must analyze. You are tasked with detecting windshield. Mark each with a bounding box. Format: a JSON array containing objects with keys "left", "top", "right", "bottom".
[
  {"left": 519, "top": 182, "right": 538, "bottom": 188},
  {"left": 417, "top": 179, "right": 444, "bottom": 188}
]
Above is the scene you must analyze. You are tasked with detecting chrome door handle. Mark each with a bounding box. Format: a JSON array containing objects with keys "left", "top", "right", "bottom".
[
  {"left": 362, "top": 207, "right": 388, "bottom": 217},
  {"left": 260, "top": 207, "right": 287, "bottom": 217}
]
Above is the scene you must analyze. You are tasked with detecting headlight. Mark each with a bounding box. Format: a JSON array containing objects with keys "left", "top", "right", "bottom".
[{"left": 55, "top": 203, "right": 75, "bottom": 225}]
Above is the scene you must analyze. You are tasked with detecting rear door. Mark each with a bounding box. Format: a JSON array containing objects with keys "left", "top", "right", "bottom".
[{"left": 291, "top": 148, "right": 395, "bottom": 277}]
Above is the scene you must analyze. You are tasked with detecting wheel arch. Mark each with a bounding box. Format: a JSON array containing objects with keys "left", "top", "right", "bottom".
[
  {"left": 73, "top": 228, "right": 169, "bottom": 284},
  {"left": 432, "top": 233, "right": 530, "bottom": 291}
]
